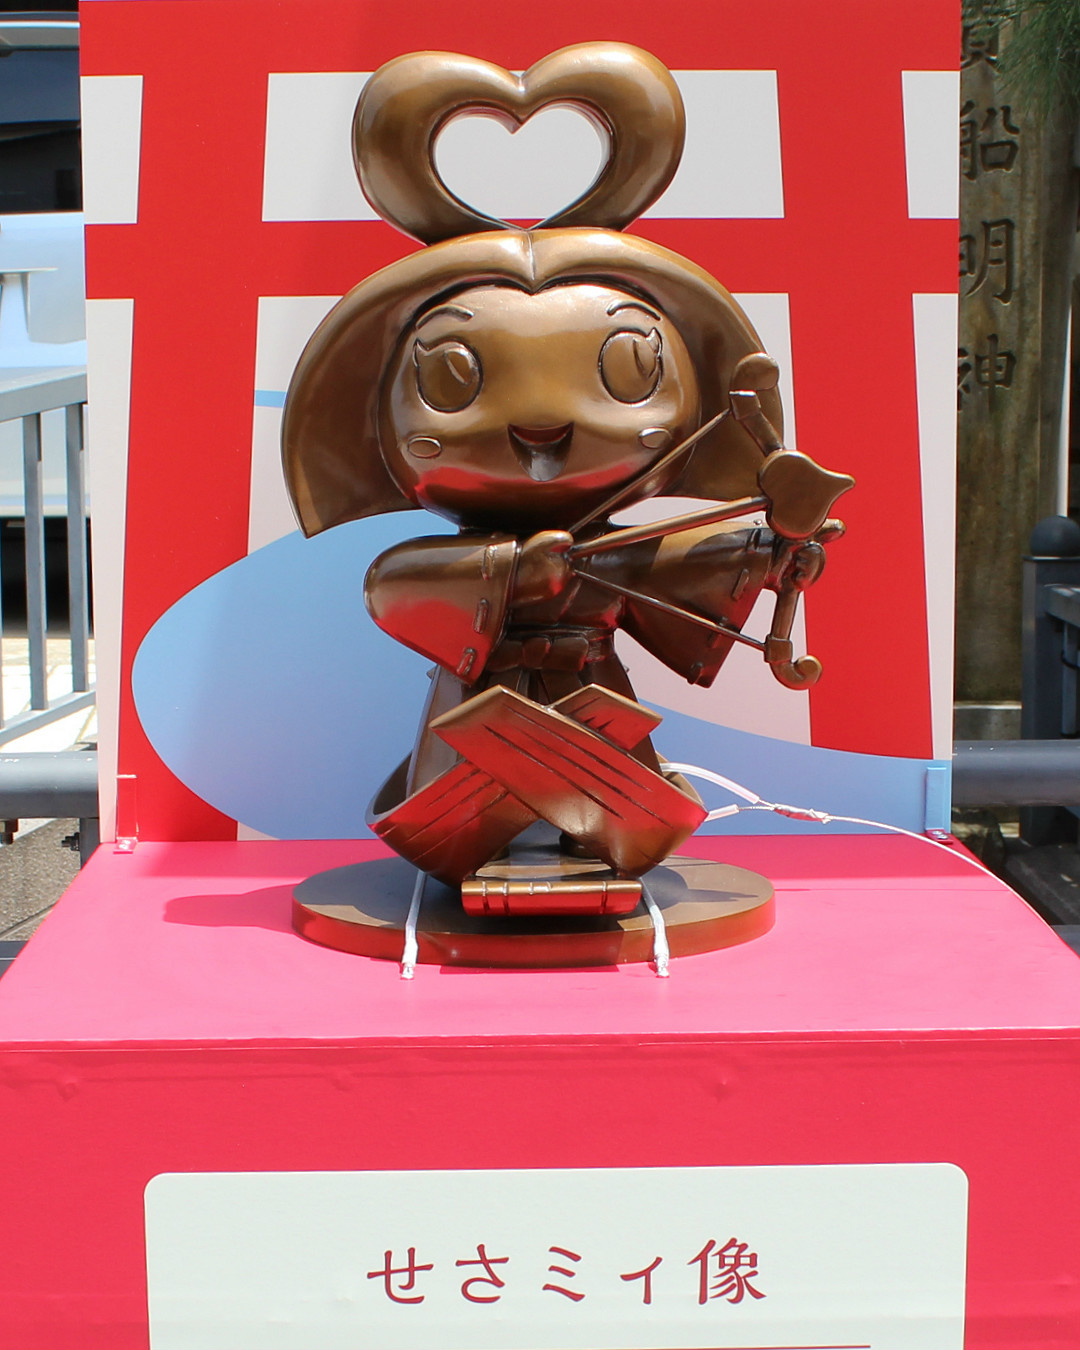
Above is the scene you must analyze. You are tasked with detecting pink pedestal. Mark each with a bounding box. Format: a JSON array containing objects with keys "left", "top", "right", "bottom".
[{"left": 1, "top": 834, "right": 1079, "bottom": 1347}]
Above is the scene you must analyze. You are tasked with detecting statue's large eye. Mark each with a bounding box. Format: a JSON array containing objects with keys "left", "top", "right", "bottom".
[
  {"left": 414, "top": 338, "right": 481, "bottom": 411},
  {"left": 599, "top": 328, "right": 662, "bottom": 403}
]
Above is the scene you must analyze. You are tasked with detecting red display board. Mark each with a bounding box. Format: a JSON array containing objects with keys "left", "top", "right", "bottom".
[{"left": 79, "top": 0, "right": 959, "bottom": 844}]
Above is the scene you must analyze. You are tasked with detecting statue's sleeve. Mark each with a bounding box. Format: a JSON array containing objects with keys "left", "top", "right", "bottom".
[
  {"left": 364, "top": 535, "right": 519, "bottom": 684},
  {"left": 598, "top": 524, "right": 776, "bottom": 687}
]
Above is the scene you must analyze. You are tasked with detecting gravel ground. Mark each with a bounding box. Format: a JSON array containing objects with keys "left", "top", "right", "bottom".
[{"left": 0, "top": 818, "right": 81, "bottom": 941}]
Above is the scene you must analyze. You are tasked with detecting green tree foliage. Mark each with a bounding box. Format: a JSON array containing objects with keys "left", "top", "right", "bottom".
[{"left": 966, "top": 0, "right": 1080, "bottom": 114}]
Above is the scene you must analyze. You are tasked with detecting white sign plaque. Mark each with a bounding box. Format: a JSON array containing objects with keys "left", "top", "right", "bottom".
[{"left": 145, "top": 1164, "right": 968, "bottom": 1350}]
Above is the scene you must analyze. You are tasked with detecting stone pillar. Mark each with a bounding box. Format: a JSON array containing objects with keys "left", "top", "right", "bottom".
[{"left": 956, "top": 20, "right": 1078, "bottom": 709}]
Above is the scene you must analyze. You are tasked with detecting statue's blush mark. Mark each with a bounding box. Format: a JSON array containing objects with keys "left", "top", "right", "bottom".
[
  {"left": 406, "top": 436, "right": 442, "bottom": 458},
  {"left": 639, "top": 427, "right": 672, "bottom": 451}
]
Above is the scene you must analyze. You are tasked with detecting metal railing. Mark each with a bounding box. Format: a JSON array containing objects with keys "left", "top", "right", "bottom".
[
  {"left": 1039, "top": 584, "right": 1080, "bottom": 737},
  {"left": 1015, "top": 516, "right": 1080, "bottom": 844},
  {"left": 0, "top": 747, "right": 98, "bottom": 862},
  {"left": 952, "top": 738, "right": 1080, "bottom": 806},
  {"left": 0, "top": 364, "right": 92, "bottom": 744},
  {"left": 1021, "top": 517, "right": 1080, "bottom": 742},
  {"left": 949, "top": 516, "right": 1080, "bottom": 844}
]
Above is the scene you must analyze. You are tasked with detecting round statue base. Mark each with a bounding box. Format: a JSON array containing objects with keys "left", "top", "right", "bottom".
[{"left": 293, "top": 854, "right": 774, "bottom": 968}]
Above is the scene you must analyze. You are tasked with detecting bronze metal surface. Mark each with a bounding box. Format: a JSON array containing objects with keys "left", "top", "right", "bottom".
[
  {"left": 371, "top": 758, "right": 537, "bottom": 884},
  {"left": 369, "top": 684, "right": 666, "bottom": 885},
  {"left": 551, "top": 683, "right": 662, "bottom": 746},
  {"left": 565, "top": 405, "right": 733, "bottom": 533},
  {"left": 377, "top": 282, "right": 703, "bottom": 533},
  {"left": 461, "top": 860, "right": 643, "bottom": 917},
  {"left": 293, "top": 853, "right": 775, "bottom": 968},
  {"left": 431, "top": 686, "right": 707, "bottom": 876},
  {"left": 279, "top": 40, "right": 854, "bottom": 937},
  {"left": 575, "top": 571, "right": 767, "bottom": 652},
  {"left": 369, "top": 683, "right": 666, "bottom": 886},
  {"left": 758, "top": 449, "right": 854, "bottom": 541},
  {"left": 353, "top": 44, "right": 685, "bottom": 244}
]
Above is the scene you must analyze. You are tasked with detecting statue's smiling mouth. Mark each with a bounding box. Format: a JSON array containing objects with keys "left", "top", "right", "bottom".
[{"left": 508, "top": 423, "right": 574, "bottom": 482}]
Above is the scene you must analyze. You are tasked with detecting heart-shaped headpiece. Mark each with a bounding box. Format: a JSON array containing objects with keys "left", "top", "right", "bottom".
[{"left": 353, "top": 43, "right": 685, "bottom": 243}]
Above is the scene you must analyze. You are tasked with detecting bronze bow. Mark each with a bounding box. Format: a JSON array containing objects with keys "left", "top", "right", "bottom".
[{"left": 569, "top": 353, "right": 854, "bottom": 690}]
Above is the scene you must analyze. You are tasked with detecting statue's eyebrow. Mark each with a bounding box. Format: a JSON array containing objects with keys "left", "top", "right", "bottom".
[
  {"left": 416, "top": 304, "right": 474, "bottom": 330},
  {"left": 607, "top": 299, "right": 661, "bottom": 322}
]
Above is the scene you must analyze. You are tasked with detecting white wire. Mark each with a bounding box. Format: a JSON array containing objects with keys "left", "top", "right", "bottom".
[
  {"left": 663, "top": 761, "right": 762, "bottom": 804},
  {"left": 401, "top": 868, "right": 426, "bottom": 979},
  {"left": 783, "top": 809, "right": 1000, "bottom": 880},
  {"left": 641, "top": 881, "right": 670, "bottom": 977},
  {"left": 669, "top": 763, "right": 1001, "bottom": 882},
  {"left": 705, "top": 803, "right": 744, "bottom": 822}
]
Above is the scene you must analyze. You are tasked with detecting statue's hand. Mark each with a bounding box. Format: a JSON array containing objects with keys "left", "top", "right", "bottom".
[
  {"left": 514, "top": 530, "right": 574, "bottom": 603},
  {"left": 787, "top": 540, "right": 827, "bottom": 591}
]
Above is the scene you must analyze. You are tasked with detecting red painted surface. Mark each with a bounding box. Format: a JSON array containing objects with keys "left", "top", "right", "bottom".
[
  {"left": 1, "top": 835, "right": 1079, "bottom": 1348},
  {"left": 3, "top": 834, "right": 1077, "bottom": 1043},
  {"left": 81, "top": 0, "right": 957, "bottom": 840}
]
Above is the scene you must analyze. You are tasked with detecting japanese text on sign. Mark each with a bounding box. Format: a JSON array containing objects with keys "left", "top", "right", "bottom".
[{"left": 365, "top": 1238, "right": 766, "bottom": 1308}]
